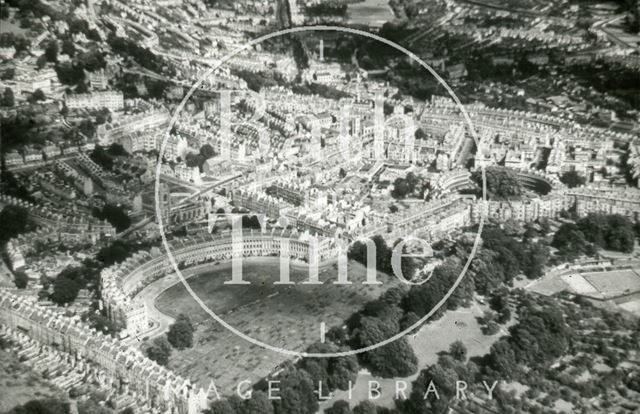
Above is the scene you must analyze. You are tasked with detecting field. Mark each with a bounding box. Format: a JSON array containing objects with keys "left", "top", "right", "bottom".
[
  {"left": 582, "top": 269, "right": 640, "bottom": 298},
  {"left": 155, "top": 258, "right": 398, "bottom": 392}
]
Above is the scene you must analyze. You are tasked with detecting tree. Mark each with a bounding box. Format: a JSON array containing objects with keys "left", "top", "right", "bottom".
[
  {"left": 30, "top": 88, "right": 46, "bottom": 102},
  {"left": 243, "top": 391, "right": 274, "bottom": 414},
  {"left": 576, "top": 214, "right": 636, "bottom": 253},
  {"left": 560, "top": 170, "right": 586, "bottom": 188},
  {"left": 209, "top": 399, "right": 236, "bottom": 414},
  {"left": 270, "top": 366, "right": 318, "bottom": 414},
  {"left": 326, "top": 400, "right": 352, "bottom": 414},
  {"left": 0, "top": 205, "right": 29, "bottom": 244},
  {"left": 61, "top": 39, "right": 75, "bottom": 57},
  {"left": 473, "top": 167, "right": 523, "bottom": 199},
  {"left": 14, "top": 271, "right": 28, "bottom": 289},
  {"left": 606, "top": 225, "right": 635, "bottom": 253},
  {"left": 552, "top": 223, "right": 587, "bottom": 258},
  {"left": 93, "top": 203, "right": 131, "bottom": 232},
  {"left": 96, "top": 240, "right": 131, "bottom": 265},
  {"left": 2, "top": 87, "right": 14, "bottom": 107},
  {"left": 167, "top": 314, "right": 194, "bottom": 349},
  {"left": 353, "top": 401, "right": 377, "bottom": 414},
  {"left": 44, "top": 39, "right": 58, "bottom": 62},
  {"left": 522, "top": 241, "right": 549, "bottom": 279},
  {"left": 50, "top": 273, "right": 81, "bottom": 305},
  {"left": 539, "top": 218, "right": 551, "bottom": 235},
  {"left": 76, "top": 81, "right": 89, "bottom": 93},
  {"left": 449, "top": 340, "right": 467, "bottom": 362},
  {"left": 36, "top": 54, "right": 48, "bottom": 69},
  {"left": 146, "top": 336, "right": 171, "bottom": 366},
  {"left": 487, "top": 339, "right": 518, "bottom": 378},
  {"left": 200, "top": 144, "right": 216, "bottom": 159},
  {"left": 352, "top": 316, "right": 417, "bottom": 377},
  {"left": 8, "top": 398, "right": 68, "bottom": 414}
]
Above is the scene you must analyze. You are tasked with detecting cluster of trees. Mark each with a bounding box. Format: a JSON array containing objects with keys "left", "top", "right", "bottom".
[
  {"left": 5, "top": 0, "right": 62, "bottom": 19},
  {"left": 13, "top": 270, "right": 29, "bottom": 289},
  {"left": 348, "top": 235, "right": 421, "bottom": 281},
  {"left": 375, "top": 296, "right": 569, "bottom": 414},
  {"left": 472, "top": 167, "right": 523, "bottom": 199},
  {"left": 208, "top": 390, "right": 274, "bottom": 414},
  {"left": 2, "top": 87, "right": 14, "bottom": 107},
  {"left": 560, "top": 170, "right": 586, "bottom": 188},
  {"left": 234, "top": 69, "right": 288, "bottom": 92},
  {"left": 291, "top": 82, "right": 350, "bottom": 100},
  {"left": 66, "top": 16, "right": 101, "bottom": 42},
  {"left": 305, "top": 2, "right": 347, "bottom": 17},
  {"left": 0, "top": 170, "right": 33, "bottom": 204},
  {"left": 146, "top": 336, "right": 172, "bottom": 366},
  {"left": 343, "top": 225, "right": 550, "bottom": 378},
  {"left": 184, "top": 144, "right": 216, "bottom": 171},
  {"left": 577, "top": 214, "right": 636, "bottom": 253},
  {"left": 0, "top": 205, "right": 32, "bottom": 290},
  {"left": 390, "top": 172, "right": 424, "bottom": 199},
  {"left": 49, "top": 239, "right": 156, "bottom": 306},
  {"left": 553, "top": 213, "right": 636, "bottom": 257},
  {"left": 49, "top": 264, "right": 96, "bottom": 305},
  {"left": 209, "top": 342, "right": 359, "bottom": 414},
  {"left": 108, "top": 35, "right": 172, "bottom": 75},
  {"left": 28, "top": 89, "right": 46, "bottom": 103},
  {"left": 7, "top": 399, "right": 69, "bottom": 414},
  {"left": 483, "top": 297, "right": 571, "bottom": 380},
  {"left": 0, "top": 205, "right": 29, "bottom": 245},
  {"left": 146, "top": 314, "right": 195, "bottom": 364},
  {"left": 0, "top": 32, "right": 30, "bottom": 53},
  {"left": 470, "top": 225, "right": 550, "bottom": 292},
  {"left": 564, "top": 61, "right": 640, "bottom": 111},
  {"left": 89, "top": 144, "right": 127, "bottom": 171},
  {"left": 167, "top": 314, "right": 195, "bottom": 349},
  {"left": 55, "top": 49, "right": 106, "bottom": 94},
  {"left": 92, "top": 203, "right": 131, "bottom": 233}
]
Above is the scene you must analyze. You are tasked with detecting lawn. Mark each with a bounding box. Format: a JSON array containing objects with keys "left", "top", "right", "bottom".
[{"left": 154, "top": 258, "right": 398, "bottom": 392}]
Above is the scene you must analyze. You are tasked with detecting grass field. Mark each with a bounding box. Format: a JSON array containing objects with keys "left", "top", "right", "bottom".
[
  {"left": 582, "top": 269, "right": 640, "bottom": 298},
  {"left": 155, "top": 258, "right": 399, "bottom": 392}
]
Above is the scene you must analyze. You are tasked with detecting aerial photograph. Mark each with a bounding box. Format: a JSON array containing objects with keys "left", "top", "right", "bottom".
[{"left": 0, "top": 0, "right": 639, "bottom": 413}]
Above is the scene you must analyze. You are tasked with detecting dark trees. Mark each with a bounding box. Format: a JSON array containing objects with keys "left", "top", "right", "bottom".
[
  {"left": 560, "top": 170, "right": 586, "bottom": 188},
  {"left": 473, "top": 167, "right": 523, "bottom": 199},
  {"left": 167, "top": 314, "right": 194, "bottom": 349},
  {"left": 2, "top": 87, "right": 14, "bottom": 107},
  {"left": 0, "top": 205, "right": 29, "bottom": 244},
  {"left": 14, "top": 271, "right": 28, "bottom": 289},
  {"left": 271, "top": 367, "right": 318, "bottom": 414},
  {"left": 146, "top": 336, "right": 172, "bottom": 366},
  {"left": 92, "top": 203, "right": 131, "bottom": 232},
  {"left": 449, "top": 340, "right": 467, "bottom": 362},
  {"left": 50, "top": 272, "right": 82, "bottom": 305}
]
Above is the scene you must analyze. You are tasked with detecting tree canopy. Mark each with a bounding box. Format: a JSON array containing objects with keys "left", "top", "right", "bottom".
[{"left": 167, "top": 314, "right": 195, "bottom": 350}]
